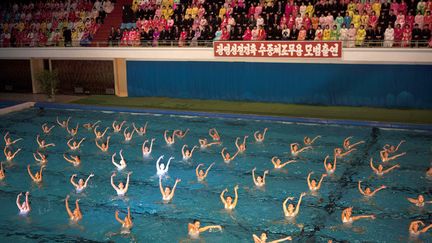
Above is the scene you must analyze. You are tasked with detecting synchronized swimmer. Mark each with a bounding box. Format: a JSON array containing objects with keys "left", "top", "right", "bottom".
[
  {"left": 70, "top": 173, "right": 94, "bottom": 193},
  {"left": 220, "top": 185, "right": 239, "bottom": 210},
  {"left": 271, "top": 156, "right": 296, "bottom": 169},
  {"left": 4, "top": 132, "right": 22, "bottom": 146},
  {"left": 142, "top": 138, "right": 155, "bottom": 156},
  {"left": 195, "top": 163, "right": 215, "bottom": 181},
  {"left": 156, "top": 155, "right": 173, "bottom": 176},
  {"left": 182, "top": 144, "right": 198, "bottom": 160},
  {"left": 111, "top": 172, "right": 132, "bottom": 196},
  {"left": 16, "top": 191, "right": 31, "bottom": 215},
  {"left": 112, "top": 149, "right": 127, "bottom": 170},
  {"left": 159, "top": 177, "right": 181, "bottom": 202},
  {"left": 252, "top": 167, "right": 268, "bottom": 187}
]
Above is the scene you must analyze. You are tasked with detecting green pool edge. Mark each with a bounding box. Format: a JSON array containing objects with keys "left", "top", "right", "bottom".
[{"left": 69, "top": 95, "right": 432, "bottom": 125}]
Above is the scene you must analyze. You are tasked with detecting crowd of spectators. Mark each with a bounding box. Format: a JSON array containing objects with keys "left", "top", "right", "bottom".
[
  {"left": 111, "top": 0, "right": 432, "bottom": 47},
  {"left": 0, "top": 0, "right": 115, "bottom": 47}
]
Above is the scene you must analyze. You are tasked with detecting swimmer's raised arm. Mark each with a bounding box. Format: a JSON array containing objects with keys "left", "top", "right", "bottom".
[
  {"left": 181, "top": 145, "right": 187, "bottom": 157},
  {"left": 420, "top": 224, "right": 432, "bottom": 233},
  {"left": 351, "top": 214, "right": 375, "bottom": 221},
  {"left": 56, "top": 117, "right": 62, "bottom": 126},
  {"left": 298, "top": 145, "right": 312, "bottom": 153},
  {"left": 92, "top": 120, "right": 101, "bottom": 128},
  {"left": 310, "top": 135, "right": 321, "bottom": 144},
  {"left": 9, "top": 137, "right": 22, "bottom": 145},
  {"left": 370, "top": 158, "right": 378, "bottom": 173},
  {"left": 78, "top": 138, "right": 85, "bottom": 146},
  {"left": 235, "top": 137, "right": 241, "bottom": 150},
  {"left": 112, "top": 153, "right": 121, "bottom": 168},
  {"left": 198, "top": 225, "right": 222, "bottom": 232},
  {"left": 169, "top": 178, "right": 181, "bottom": 197},
  {"left": 16, "top": 192, "right": 22, "bottom": 210},
  {"left": 231, "top": 149, "right": 240, "bottom": 161},
  {"left": 165, "top": 157, "right": 174, "bottom": 171},
  {"left": 220, "top": 188, "right": 227, "bottom": 205},
  {"left": 252, "top": 168, "right": 258, "bottom": 185},
  {"left": 262, "top": 128, "right": 268, "bottom": 137},
  {"left": 101, "top": 127, "right": 109, "bottom": 137},
  {"left": 63, "top": 154, "right": 76, "bottom": 165},
  {"left": 263, "top": 170, "right": 269, "bottom": 184},
  {"left": 3, "top": 132, "right": 9, "bottom": 143},
  {"left": 84, "top": 173, "right": 94, "bottom": 187},
  {"left": 124, "top": 172, "right": 132, "bottom": 192},
  {"left": 149, "top": 138, "right": 155, "bottom": 151},
  {"left": 119, "top": 149, "right": 124, "bottom": 161},
  {"left": 387, "top": 152, "right": 406, "bottom": 162},
  {"left": 254, "top": 131, "right": 260, "bottom": 141},
  {"left": 175, "top": 128, "right": 189, "bottom": 138},
  {"left": 343, "top": 136, "right": 353, "bottom": 145},
  {"left": 370, "top": 185, "right": 386, "bottom": 196},
  {"left": 350, "top": 140, "right": 365, "bottom": 149},
  {"left": 196, "top": 164, "right": 203, "bottom": 177},
  {"left": 36, "top": 134, "right": 41, "bottom": 146},
  {"left": 191, "top": 145, "right": 198, "bottom": 155},
  {"left": 243, "top": 135, "right": 248, "bottom": 145},
  {"left": 205, "top": 162, "right": 215, "bottom": 177},
  {"left": 358, "top": 181, "right": 366, "bottom": 195},
  {"left": 221, "top": 148, "right": 226, "bottom": 158},
  {"left": 395, "top": 140, "right": 405, "bottom": 152},
  {"left": 317, "top": 173, "right": 327, "bottom": 189},
  {"left": 294, "top": 192, "right": 306, "bottom": 216},
  {"left": 115, "top": 210, "right": 125, "bottom": 225},
  {"left": 232, "top": 185, "right": 239, "bottom": 208},
  {"left": 159, "top": 177, "right": 164, "bottom": 195},
  {"left": 156, "top": 155, "right": 164, "bottom": 171},
  {"left": 407, "top": 197, "right": 420, "bottom": 204},
  {"left": 111, "top": 173, "right": 119, "bottom": 191},
  {"left": 280, "top": 159, "right": 297, "bottom": 168},
  {"left": 307, "top": 172, "right": 313, "bottom": 189},
  {"left": 65, "top": 195, "right": 74, "bottom": 218},
  {"left": 383, "top": 164, "right": 400, "bottom": 174},
  {"left": 27, "top": 165, "right": 37, "bottom": 181},
  {"left": 70, "top": 174, "right": 79, "bottom": 188},
  {"left": 340, "top": 148, "right": 356, "bottom": 157}
]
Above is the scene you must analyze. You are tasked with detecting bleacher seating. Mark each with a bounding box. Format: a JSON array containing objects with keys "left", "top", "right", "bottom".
[
  {"left": 0, "top": 0, "right": 115, "bottom": 47},
  {"left": 113, "top": 0, "right": 432, "bottom": 47}
]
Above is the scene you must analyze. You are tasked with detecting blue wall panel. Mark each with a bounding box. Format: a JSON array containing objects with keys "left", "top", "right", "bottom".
[{"left": 126, "top": 61, "right": 432, "bottom": 108}]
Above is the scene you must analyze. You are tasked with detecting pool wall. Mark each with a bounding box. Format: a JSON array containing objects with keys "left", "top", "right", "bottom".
[
  {"left": 33, "top": 102, "right": 432, "bottom": 132},
  {"left": 127, "top": 61, "right": 432, "bottom": 109},
  {"left": 1, "top": 47, "right": 432, "bottom": 109}
]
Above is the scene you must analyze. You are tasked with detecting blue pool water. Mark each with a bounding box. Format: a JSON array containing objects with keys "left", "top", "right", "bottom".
[{"left": 0, "top": 107, "right": 431, "bottom": 242}]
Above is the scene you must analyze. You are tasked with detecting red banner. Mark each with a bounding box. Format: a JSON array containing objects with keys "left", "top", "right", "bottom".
[{"left": 213, "top": 41, "right": 342, "bottom": 58}]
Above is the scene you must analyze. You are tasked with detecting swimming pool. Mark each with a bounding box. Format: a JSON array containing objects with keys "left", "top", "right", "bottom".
[{"left": 0, "top": 106, "right": 431, "bottom": 242}]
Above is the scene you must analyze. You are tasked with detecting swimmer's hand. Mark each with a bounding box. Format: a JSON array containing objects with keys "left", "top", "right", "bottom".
[
  {"left": 301, "top": 192, "right": 306, "bottom": 197},
  {"left": 89, "top": 173, "right": 94, "bottom": 177},
  {"left": 25, "top": 191, "right": 29, "bottom": 196},
  {"left": 234, "top": 185, "right": 239, "bottom": 190}
]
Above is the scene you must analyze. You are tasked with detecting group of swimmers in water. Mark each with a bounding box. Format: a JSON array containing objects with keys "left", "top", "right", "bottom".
[{"left": 1, "top": 116, "right": 430, "bottom": 242}]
